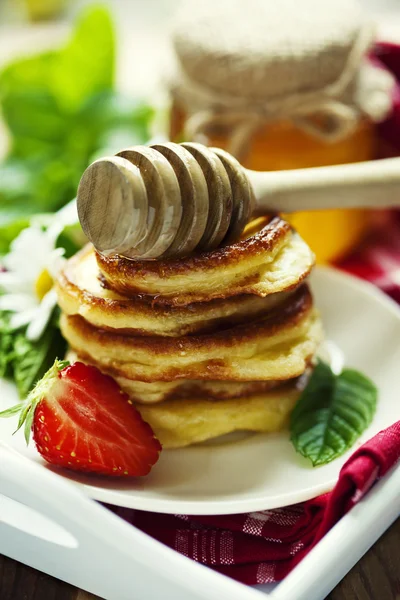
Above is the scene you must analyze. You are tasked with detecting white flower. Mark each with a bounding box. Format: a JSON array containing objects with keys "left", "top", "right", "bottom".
[{"left": 0, "top": 200, "right": 78, "bottom": 341}]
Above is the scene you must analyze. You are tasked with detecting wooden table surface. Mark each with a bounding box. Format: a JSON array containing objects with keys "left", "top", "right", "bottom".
[{"left": 0, "top": 517, "right": 399, "bottom": 600}]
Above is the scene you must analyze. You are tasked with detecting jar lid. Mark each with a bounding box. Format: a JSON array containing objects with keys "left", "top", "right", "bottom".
[
  {"left": 170, "top": 0, "right": 395, "bottom": 153},
  {"left": 173, "top": 0, "right": 369, "bottom": 103}
]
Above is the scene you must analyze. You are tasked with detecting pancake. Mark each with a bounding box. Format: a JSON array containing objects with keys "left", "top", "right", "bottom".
[
  {"left": 110, "top": 376, "right": 287, "bottom": 404},
  {"left": 58, "top": 212, "right": 322, "bottom": 449},
  {"left": 136, "top": 380, "right": 305, "bottom": 448},
  {"left": 66, "top": 350, "right": 292, "bottom": 403},
  {"left": 95, "top": 216, "right": 314, "bottom": 305},
  {"left": 56, "top": 245, "right": 295, "bottom": 337},
  {"left": 60, "top": 284, "right": 323, "bottom": 382}
]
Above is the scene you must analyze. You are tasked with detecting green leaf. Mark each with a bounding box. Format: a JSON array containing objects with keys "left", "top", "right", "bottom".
[
  {"left": 0, "top": 213, "right": 30, "bottom": 256},
  {"left": 0, "top": 7, "right": 114, "bottom": 116},
  {"left": 0, "top": 403, "right": 23, "bottom": 418},
  {"left": 23, "top": 405, "right": 35, "bottom": 445},
  {"left": 30, "top": 155, "right": 78, "bottom": 212},
  {"left": 51, "top": 6, "right": 114, "bottom": 112},
  {"left": 0, "top": 51, "right": 56, "bottom": 98},
  {"left": 0, "top": 359, "right": 69, "bottom": 444},
  {"left": 0, "top": 154, "right": 74, "bottom": 214},
  {"left": 79, "top": 92, "right": 154, "bottom": 139},
  {"left": 2, "top": 89, "right": 69, "bottom": 145},
  {"left": 23, "top": 358, "right": 69, "bottom": 444},
  {"left": 0, "top": 5, "right": 154, "bottom": 218},
  {"left": 0, "top": 159, "right": 36, "bottom": 205},
  {"left": 290, "top": 361, "right": 377, "bottom": 466},
  {"left": 13, "top": 321, "right": 67, "bottom": 399},
  {"left": 0, "top": 312, "right": 17, "bottom": 379}
]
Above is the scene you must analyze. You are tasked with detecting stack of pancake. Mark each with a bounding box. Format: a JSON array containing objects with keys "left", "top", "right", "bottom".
[{"left": 56, "top": 216, "right": 323, "bottom": 448}]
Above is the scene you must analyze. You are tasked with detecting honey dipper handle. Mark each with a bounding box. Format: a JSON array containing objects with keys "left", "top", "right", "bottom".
[{"left": 248, "top": 157, "right": 400, "bottom": 214}]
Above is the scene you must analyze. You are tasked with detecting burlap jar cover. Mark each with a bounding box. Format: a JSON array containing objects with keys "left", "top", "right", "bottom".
[{"left": 170, "top": 0, "right": 395, "bottom": 160}]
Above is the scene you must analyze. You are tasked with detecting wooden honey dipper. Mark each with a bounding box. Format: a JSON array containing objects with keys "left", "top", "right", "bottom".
[{"left": 77, "top": 142, "right": 400, "bottom": 260}]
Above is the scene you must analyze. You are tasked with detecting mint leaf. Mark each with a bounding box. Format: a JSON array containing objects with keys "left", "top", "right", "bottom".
[
  {"left": 0, "top": 7, "right": 114, "bottom": 117},
  {"left": 0, "top": 51, "right": 56, "bottom": 100},
  {"left": 13, "top": 320, "right": 67, "bottom": 399},
  {"left": 1, "top": 89, "right": 69, "bottom": 147},
  {"left": 290, "top": 361, "right": 377, "bottom": 466},
  {"left": 0, "top": 6, "right": 153, "bottom": 218},
  {"left": 51, "top": 6, "right": 114, "bottom": 112},
  {"left": 80, "top": 92, "right": 154, "bottom": 155}
]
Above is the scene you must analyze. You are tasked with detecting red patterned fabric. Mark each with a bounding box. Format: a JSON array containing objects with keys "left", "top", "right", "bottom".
[
  {"left": 339, "top": 212, "right": 400, "bottom": 304},
  {"left": 108, "top": 43, "right": 400, "bottom": 585},
  {"left": 111, "top": 422, "right": 400, "bottom": 584}
]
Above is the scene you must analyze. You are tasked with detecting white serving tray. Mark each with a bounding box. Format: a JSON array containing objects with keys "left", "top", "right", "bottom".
[
  {"left": 1, "top": 440, "right": 400, "bottom": 600},
  {"left": 1, "top": 11, "right": 400, "bottom": 598}
]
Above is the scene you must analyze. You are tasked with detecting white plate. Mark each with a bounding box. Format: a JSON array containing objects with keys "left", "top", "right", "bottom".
[{"left": 1, "top": 266, "right": 400, "bottom": 515}]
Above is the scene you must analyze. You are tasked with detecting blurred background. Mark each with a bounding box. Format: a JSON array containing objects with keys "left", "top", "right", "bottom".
[
  {"left": 1, "top": 0, "right": 400, "bottom": 99},
  {"left": 1, "top": 0, "right": 400, "bottom": 106},
  {"left": 0, "top": 0, "right": 400, "bottom": 258}
]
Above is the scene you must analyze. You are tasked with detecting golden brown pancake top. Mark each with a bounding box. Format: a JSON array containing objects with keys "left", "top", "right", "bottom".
[
  {"left": 95, "top": 216, "right": 315, "bottom": 305},
  {"left": 56, "top": 245, "right": 296, "bottom": 337}
]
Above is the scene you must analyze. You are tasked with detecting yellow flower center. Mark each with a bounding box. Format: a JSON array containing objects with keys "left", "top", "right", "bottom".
[{"left": 35, "top": 269, "right": 53, "bottom": 301}]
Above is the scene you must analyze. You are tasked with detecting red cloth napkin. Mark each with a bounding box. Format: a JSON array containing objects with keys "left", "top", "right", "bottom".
[
  {"left": 109, "top": 43, "right": 400, "bottom": 586},
  {"left": 111, "top": 422, "right": 400, "bottom": 585}
]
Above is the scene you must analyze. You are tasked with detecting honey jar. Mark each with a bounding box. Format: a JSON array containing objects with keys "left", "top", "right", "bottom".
[{"left": 169, "top": 0, "right": 395, "bottom": 262}]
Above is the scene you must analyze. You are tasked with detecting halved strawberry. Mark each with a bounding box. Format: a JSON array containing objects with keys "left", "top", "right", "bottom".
[{"left": 1, "top": 360, "right": 161, "bottom": 477}]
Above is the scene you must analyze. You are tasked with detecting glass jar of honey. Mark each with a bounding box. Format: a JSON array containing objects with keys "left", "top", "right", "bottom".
[{"left": 169, "top": 0, "right": 394, "bottom": 262}]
